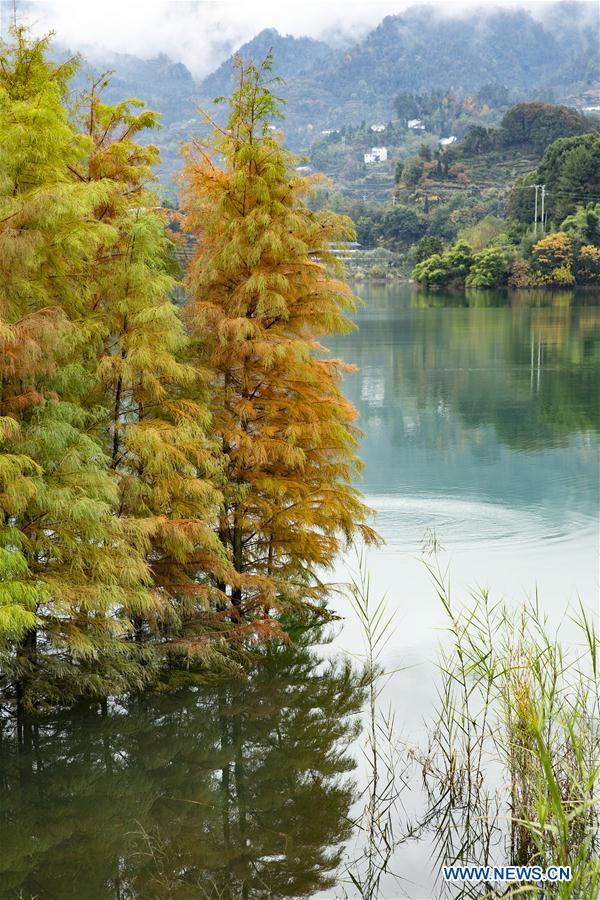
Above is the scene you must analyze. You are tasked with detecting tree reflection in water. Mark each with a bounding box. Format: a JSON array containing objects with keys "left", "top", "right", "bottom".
[{"left": 0, "top": 630, "right": 364, "bottom": 899}]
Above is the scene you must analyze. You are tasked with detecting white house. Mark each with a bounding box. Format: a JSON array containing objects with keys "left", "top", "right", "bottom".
[
  {"left": 364, "top": 146, "right": 388, "bottom": 164},
  {"left": 439, "top": 136, "right": 457, "bottom": 146},
  {"left": 408, "top": 118, "right": 425, "bottom": 130},
  {"left": 370, "top": 123, "right": 386, "bottom": 132}
]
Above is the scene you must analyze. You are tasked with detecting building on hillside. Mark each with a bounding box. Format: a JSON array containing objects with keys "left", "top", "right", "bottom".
[
  {"left": 364, "top": 146, "right": 388, "bottom": 164},
  {"left": 439, "top": 136, "right": 457, "bottom": 146},
  {"left": 408, "top": 119, "right": 425, "bottom": 131},
  {"left": 370, "top": 123, "right": 386, "bottom": 132}
]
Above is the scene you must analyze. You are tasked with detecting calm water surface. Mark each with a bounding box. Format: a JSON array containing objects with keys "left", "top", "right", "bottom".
[
  {"left": 1, "top": 286, "right": 598, "bottom": 899},
  {"left": 331, "top": 284, "right": 598, "bottom": 656}
]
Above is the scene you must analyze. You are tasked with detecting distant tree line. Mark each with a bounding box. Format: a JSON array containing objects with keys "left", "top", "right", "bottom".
[
  {"left": 412, "top": 128, "right": 600, "bottom": 288},
  {"left": 458, "top": 102, "right": 599, "bottom": 156}
]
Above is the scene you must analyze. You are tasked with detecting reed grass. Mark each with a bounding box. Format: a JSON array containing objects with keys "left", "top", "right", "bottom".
[
  {"left": 420, "top": 555, "right": 599, "bottom": 898},
  {"left": 344, "top": 542, "right": 598, "bottom": 899},
  {"left": 344, "top": 552, "right": 408, "bottom": 899}
]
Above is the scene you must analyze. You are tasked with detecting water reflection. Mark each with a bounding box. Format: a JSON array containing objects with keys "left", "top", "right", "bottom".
[
  {"left": 332, "top": 285, "right": 599, "bottom": 553},
  {"left": 0, "top": 633, "right": 364, "bottom": 899},
  {"left": 327, "top": 286, "right": 599, "bottom": 898},
  {"left": 2, "top": 287, "right": 598, "bottom": 899}
]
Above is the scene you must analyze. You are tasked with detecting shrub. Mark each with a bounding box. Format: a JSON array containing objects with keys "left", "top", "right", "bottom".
[
  {"left": 466, "top": 246, "right": 509, "bottom": 287},
  {"left": 508, "top": 258, "right": 533, "bottom": 288}
]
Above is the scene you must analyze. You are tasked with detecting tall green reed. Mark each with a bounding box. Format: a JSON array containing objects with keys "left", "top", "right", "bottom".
[
  {"left": 344, "top": 552, "right": 408, "bottom": 899},
  {"left": 420, "top": 553, "right": 599, "bottom": 898}
]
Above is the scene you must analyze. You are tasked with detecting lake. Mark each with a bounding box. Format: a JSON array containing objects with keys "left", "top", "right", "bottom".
[
  {"left": 1, "top": 285, "right": 598, "bottom": 898},
  {"left": 330, "top": 283, "right": 598, "bottom": 684}
]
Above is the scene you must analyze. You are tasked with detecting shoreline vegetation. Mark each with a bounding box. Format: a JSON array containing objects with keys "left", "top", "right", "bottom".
[
  {"left": 367, "top": 203, "right": 600, "bottom": 288},
  {"left": 345, "top": 551, "right": 599, "bottom": 899},
  {"left": 315, "top": 103, "right": 599, "bottom": 289}
]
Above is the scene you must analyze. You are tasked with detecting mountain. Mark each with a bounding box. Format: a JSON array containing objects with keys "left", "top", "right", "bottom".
[
  {"left": 197, "top": 3, "right": 599, "bottom": 148},
  {"left": 83, "top": 52, "right": 200, "bottom": 126},
  {"left": 200, "top": 28, "right": 331, "bottom": 102},
  {"left": 37, "top": 2, "right": 598, "bottom": 194}
]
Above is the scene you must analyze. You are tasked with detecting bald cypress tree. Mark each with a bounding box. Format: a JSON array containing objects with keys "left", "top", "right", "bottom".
[
  {"left": 0, "top": 30, "right": 157, "bottom": 710},
  {"left": 75, "top": 85, "right": 233, "bottom": 662},
  {"left": 182, "top": 55, "right": 377, "bottom": 628}
]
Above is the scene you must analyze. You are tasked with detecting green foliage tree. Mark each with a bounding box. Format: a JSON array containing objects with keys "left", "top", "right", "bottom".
[
  {"left": 444, "top": 240, "right": 474, "bottom": 279},
  {"left": 500, "top": 102, "right": 597, "bottom": 151},
  {"left": 412, "top": 240, "right": 474, "bottom": 287},
  {"left": 418, "top": 143, "right": 432, "bottom": 161},
  {"left": 402, "top": 156, "right": 425, "bottom": 187},
  {"left": 0, "top": 30, "right": 157, "bottom": 710},
  {"left": 461, "top": 125, "right": 500, "bottom": 156},
  {"left": 507, "top": 171, "right": 538, "bottom": 225},
  {"left": 466, "top": 246, "right": 510, "bottom": 287},
  {"left": 509, "top": 134, "right": 600, "bottom": 225},
  {"left": 560, "top": 203, "right": 600, "bottom": 248},
  {"left": 552, "top": 138, "right": 600, "bottom": 222},
  {"left": 413, "top": 235, "right": 444, "bottom": 264},
  {"left": 380, "top": 204, "right": 423, "bottom": 246},
  {"left": 459, "top": 215, "right": 506, "bottom": 252}
]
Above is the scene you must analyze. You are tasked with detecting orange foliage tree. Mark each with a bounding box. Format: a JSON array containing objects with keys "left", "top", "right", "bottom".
[
  {"left": 532, "top": 232, "right": 575, "bottom": 284},
  {"left": 182, "top": 55, "right": 377, "bottom": 629}
]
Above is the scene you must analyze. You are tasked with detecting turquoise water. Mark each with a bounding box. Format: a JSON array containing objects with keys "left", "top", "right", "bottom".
[
  {"left": 331, "top": 285, "right": 598, "bottom": 649},
  {"left": 0, "top": 286, "right": 598, "bottom": 898},
  {"left": 326, "top": 285, "right": 600, "bottom": 895}
]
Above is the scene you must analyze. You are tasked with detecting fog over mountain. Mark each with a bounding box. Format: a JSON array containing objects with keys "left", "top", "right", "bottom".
[
  {"left": 3, "top": 1, "right": 596, "bottom": 192},
  {"left": 1, "top": 0, "right": 598, "bottom": 79}
]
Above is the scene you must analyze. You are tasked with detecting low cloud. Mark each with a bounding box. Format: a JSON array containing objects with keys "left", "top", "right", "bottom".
[{"left": 3, "top": 0, "right": 589, "bottom": 79}]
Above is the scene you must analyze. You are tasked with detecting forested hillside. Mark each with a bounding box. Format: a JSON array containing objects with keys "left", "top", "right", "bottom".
[
  {"left": 37, "top": 2, "right": 599, "bottom": 191},
  {"left": 196, "top": 3, "right": 599, "bottom": 145}
]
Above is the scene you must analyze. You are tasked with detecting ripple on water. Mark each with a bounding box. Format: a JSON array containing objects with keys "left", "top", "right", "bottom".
[{"left": 366, "top": 494, "right": 598, "bottom": 552}]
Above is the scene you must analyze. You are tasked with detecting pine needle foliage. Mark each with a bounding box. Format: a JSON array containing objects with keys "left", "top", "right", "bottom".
[
  {"left": 74, "top": 83, "right": 234, "bottom": 662},
  {"left": 182, "top": 54, "right": 378, "bottom": 627},
  {"left": 0, "top": 30, "right": 159, "bottom": 710},
  {"left": 0, "top": 36, "right": 377, "bottom": 710}
]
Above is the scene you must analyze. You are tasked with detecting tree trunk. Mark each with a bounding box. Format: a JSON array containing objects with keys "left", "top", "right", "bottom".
[
  {"left": 15, "top": 626, "right": 37, "bottom": 723},
  {"left": 231, "top": 512, "right": 243, "bottom": 616}
]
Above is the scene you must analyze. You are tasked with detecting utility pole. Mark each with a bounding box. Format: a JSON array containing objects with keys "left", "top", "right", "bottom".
[
  {"left": 540, "top": 184, "right": 546, "bottom": 234},
  {"left": 534, "top": 184, "right": 539, "bottom": 233}
]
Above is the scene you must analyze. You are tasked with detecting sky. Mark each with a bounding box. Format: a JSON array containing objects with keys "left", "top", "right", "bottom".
[{"left": 0, "top": 0, "right": 592, "bottom": 79}]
